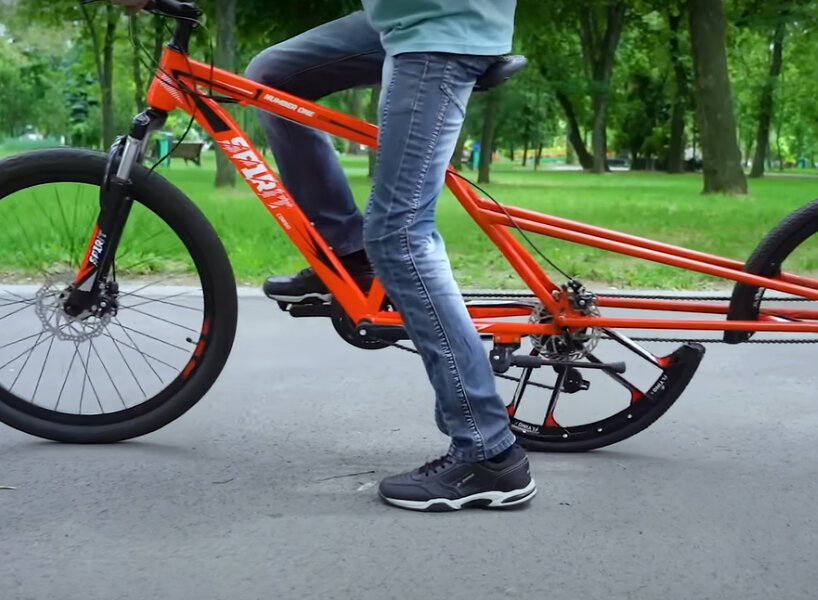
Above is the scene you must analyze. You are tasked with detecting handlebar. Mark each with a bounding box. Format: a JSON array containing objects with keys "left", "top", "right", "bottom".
[{"left": 146, "top": 0, "right": 202, "bottom": 19}]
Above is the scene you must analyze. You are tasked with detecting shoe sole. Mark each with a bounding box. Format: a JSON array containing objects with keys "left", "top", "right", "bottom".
[
  {"left": 379, "top": 479, "right": 537, "bottom": 512},
  {"left": 264, "top": 291, "right": 331, "bottom": 304}
]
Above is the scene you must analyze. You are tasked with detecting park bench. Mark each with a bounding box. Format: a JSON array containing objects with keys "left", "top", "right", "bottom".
[{"left": 168, "top": 141, "right": 204, "bottom": 166}]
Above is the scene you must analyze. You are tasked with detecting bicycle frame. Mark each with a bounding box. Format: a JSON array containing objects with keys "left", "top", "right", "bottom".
[{"left": 105, "top": 45, "right": 818, "bottom": 343}]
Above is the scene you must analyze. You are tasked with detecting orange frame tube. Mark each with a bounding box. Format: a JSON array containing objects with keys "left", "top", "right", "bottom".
[{"left": 145, "top": 48, "right": 818, "bottom": 340}]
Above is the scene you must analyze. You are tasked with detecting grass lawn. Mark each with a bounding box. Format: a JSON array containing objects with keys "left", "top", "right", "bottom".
[{"left": 2, "top": 147, "right": 818, "bottom": 290}]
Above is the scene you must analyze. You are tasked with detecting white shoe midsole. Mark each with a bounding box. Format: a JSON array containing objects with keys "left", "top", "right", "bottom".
[{"left": 382, "top": 479, "right": 537, "bottom": 511}]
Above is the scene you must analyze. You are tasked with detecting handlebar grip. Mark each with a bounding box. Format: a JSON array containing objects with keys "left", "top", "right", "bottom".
[{"left": 146, "top": 0, "right": 201, "bottom": 19}]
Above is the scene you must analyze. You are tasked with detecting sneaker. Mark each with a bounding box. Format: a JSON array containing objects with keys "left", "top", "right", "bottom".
[
  {"left": 378, "top": 444, "right": 536, "bottom": 512},
  {"left": 263, "top": 250, "right": 374, "bottom": 303}
]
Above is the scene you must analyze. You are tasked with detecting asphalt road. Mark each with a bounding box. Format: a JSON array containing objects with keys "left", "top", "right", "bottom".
[{"left": 2, "top": 294, "right": 817, "bottom": 600}]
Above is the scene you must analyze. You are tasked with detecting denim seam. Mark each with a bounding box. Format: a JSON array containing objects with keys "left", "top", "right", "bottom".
[
  {"left": 401, "top": 56, "right": 433, "bottom": 228},
  {"left": 276, "top": 48, "right": 384, "bottom": 92},
  {"left": 364, "top": 57, "right": 397, "bottom": 231},
  {"left": 400, "top": 227, "right": 484, "bottom": 458},
  {"left": 401, "top": 57, "right": 485, "bottom": 458}
]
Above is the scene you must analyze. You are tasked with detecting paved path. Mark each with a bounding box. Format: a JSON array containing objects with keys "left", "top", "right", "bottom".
[{"left": 2, "top": 296, "right": 817, "bottom": 600}]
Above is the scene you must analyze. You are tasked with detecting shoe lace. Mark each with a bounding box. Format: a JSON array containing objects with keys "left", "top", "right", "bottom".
[{"left": 419, "top": 454, "right": 455, "bottom": 476}]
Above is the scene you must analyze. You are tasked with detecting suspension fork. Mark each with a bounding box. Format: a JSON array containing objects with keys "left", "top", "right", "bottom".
[{"left": 64, "top": 109, "right": 168, "bottom": 316}]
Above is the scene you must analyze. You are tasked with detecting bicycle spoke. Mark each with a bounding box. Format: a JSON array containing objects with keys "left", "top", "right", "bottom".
[
  {"left": 0, "top": 330, "right": 47, "bottom": 352},
  {"left": 117, "top": 276, "right": 182, "bottom": 300},
  {"left": 11, "top": 211, "right": 53, "bottom": 279},
  {"left": 90, "top": 339, "right": 126, "bottom": 409},
  {"left": 0, "top": 330, "right": 60, "bottom": 372},
  {"left": 54, "top": 187, "right": 82, "bottom": 268},
  {"left": 586, "top": 352, "right": 644, "bottom": 398},
  {"left": 31, "top": 335, "right": 57, "bottom": 402},
  {"left": 76, "top": 342, "right": 103, "bottom": 414},
  {"left": 0, "top": 298, "right": 37, "bottom": 309},
  {"left": 105, "top": 332, "right": 147, "bottom": 396},
  {"left": 100, "top": 331, "right": 182, "bottom": 372},
  {"left": 9, "top": 329, "right": 47, "bottom": 391},
  {"left": 124, "top": 305, "right": 200, "bottom": 334},
  {"left": 111, "top": 318, "right": 166, "bottom": 382},
  {"left": 113, "top": 319, "right": 190, "bottom": 353},
  {"left": 0, "top": 289, "right": 41, "bottom": 303},
  {"left": 0, "top": 302, "right": 37, "bottom": 324},
  {"left": 55, "top": 342, "right": 80, "bottom": 412},
  {"left": 121, "top": 291, "right": 202, "bottom": 312},
  {"left": 601, "top": 328, "right": 662, "bottom": 367},
  {"left": 543, "top": 368, "right": 568, "bottom": 429},
  {"left": 115, "top": 228, "right": 168, "bottom": 264}
]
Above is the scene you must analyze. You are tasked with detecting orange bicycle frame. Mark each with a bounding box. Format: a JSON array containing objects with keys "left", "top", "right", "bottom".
[{"left": 145, "top": 46, "right": 818, "bottom": 343}]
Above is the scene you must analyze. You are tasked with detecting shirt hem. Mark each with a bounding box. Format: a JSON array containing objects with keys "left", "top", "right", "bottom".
[{"left": 384, "top": 42, "right": 512, "bottom": 57}]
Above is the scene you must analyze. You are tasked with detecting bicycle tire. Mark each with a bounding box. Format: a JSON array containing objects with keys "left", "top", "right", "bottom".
[
  {"left": 511, "top": 343, "right": 705, "bottom": 452},
  {"left": 0, "top": 148, "right": 237, "bottom": 443},
  {"left": 727, "top": 198, "right": 818, "bottom": 343}
]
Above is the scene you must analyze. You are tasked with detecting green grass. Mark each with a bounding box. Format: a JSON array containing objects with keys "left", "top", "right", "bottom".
[{"left": 3, "top": 148, "right": 818, "bottom": 290}]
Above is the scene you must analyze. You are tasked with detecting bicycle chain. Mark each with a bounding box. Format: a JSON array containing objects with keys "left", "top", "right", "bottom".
[{"left": 385, "top": 290, "right": 818, "bottom": 389}]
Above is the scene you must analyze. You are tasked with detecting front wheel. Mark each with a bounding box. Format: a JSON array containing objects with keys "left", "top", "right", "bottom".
[{"left": 0, "top": 149, "right": 237, "bottom": 443}]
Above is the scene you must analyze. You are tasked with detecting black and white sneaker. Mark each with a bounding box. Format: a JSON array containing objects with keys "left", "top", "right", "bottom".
[
  {"left": 379, "top": 444, "right": 536, "bottom": 512},
  {"left": 263, "top": 250, "right": 374, "bottom": 304}
]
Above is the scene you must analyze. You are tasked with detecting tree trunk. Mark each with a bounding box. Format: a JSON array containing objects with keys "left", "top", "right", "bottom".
[
  {"left": 534, "top": 143, "right": 544, "bottom": 171},
  {"left": 346, "top": 90, "right": 365, "bottom": 154},
  {"left": 667, "top": 9, "right": 687, "bottom": 174},
  {"left": 750, "top": 21, "right": 786, "bottom": 179},
  {"left": 775, "top": 117, "right": 784, "bottom": 171},
  {"left": 154, "top": 14, "right": 164, "bottom": 64},
  {"left": 579, "top": 0, "right": 626, "bottom": 174},
  {"left": 214, "top": 0, "right": 237, "bottom": 188},
  {"left": 590, "top": 92, "right": 610, "bottom": 174},
  {"left": 688, "top": 0, "right": 747, "bottom": 194},
  {"left": 452, "top": 128, "right": 467, "bottom": 170},
  {"left": 78, "top": 4, "right": 106, "bottom": 149},
  {"left": 522, "top": 139, "right": 529, "bottom": 167},
  {"left": 478, "top": 88, "right": 502, "bottom": 184},
  {"left": 556, "top": 91, "right": 594, "bottom": 170},
  {"left": 743, "top": 133, "right": 754, "bottom": 167},
  {"left": 565, "top": 125, "right": 576, "bottom": 165},
  {"left": 367, "top": 85, "right": 380, "bottom": 178},
  {"left": 131, "top": 16, "right": 146, "bottom": 114},
  {"left": 101, "top": 5, "right": 118, "bottom": 149}
]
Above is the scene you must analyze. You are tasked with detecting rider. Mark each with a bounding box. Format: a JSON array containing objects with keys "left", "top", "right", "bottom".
[{"left": 114, "top": 0, "right": 536, "bottom": 512}]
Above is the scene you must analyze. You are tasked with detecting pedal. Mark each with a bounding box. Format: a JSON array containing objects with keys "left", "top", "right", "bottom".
[
  {"left": 278, "top": 299, "right": 334, "bottom": 318},
  {"left": 355, "top": 322, "right": 410, "bottom": 343}
]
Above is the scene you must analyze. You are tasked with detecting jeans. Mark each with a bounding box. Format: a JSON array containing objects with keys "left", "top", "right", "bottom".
[{"left": 246, "top": 12, "right": 516, "bottom": 462}]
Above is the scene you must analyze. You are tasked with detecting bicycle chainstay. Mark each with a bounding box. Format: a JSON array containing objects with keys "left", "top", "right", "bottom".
[{"left": 384, "top": 290, "right": 818, "bottom": 390}]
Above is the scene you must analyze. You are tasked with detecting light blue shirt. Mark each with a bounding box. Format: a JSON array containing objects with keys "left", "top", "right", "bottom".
[{"left": 361, "top": 0, "right": 517, "bottom": 56}]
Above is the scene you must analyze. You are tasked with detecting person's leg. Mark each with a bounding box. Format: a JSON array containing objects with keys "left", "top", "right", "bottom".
[
  {"left": 245, "top": 12, "right": 385, "bottom": 301},
  {"left": 364, "top": 53, "right": 534, "bottom": 511}
]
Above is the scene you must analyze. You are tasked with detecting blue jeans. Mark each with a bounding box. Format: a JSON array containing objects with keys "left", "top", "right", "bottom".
[{"left": 246, "top": 12, "right": 516, "bottom": 462}]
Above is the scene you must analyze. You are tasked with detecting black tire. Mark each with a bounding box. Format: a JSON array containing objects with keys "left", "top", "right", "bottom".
[
  {"left": 727, "top": 198, "right": 818, "bottom": 343},
  {"left": 512, "top": 343, "right": 705, "bottom": 452},
  {"left": 0, "top": 148, "right": 237, "bottom": 443}
]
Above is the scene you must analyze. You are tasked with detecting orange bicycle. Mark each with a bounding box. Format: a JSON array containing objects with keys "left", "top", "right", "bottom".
[{"left": 0, "top": 0, "right": 816, "bottom": 448}]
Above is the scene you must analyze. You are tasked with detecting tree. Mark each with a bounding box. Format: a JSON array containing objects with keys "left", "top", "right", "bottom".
[
  {"left": 578, "top": 0, "right": 627, "bottom": 173},
  {"left": 749, "top": 16, "right": 785, "bottom": 178},
  {"left": 77, "top": 2, "right": 119, "bottom": 148},
  {"left": 478, "top": 88, "right": 503, "bottom": 183},
  {"left": 213, "top": 0, "right": 237, "bottom": 188},
  {"left": 667, "top": 2, "right": 690, "bottom": 173},
  {"left": 688, "top": 0, "right": 747, "bottom": 194}
]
